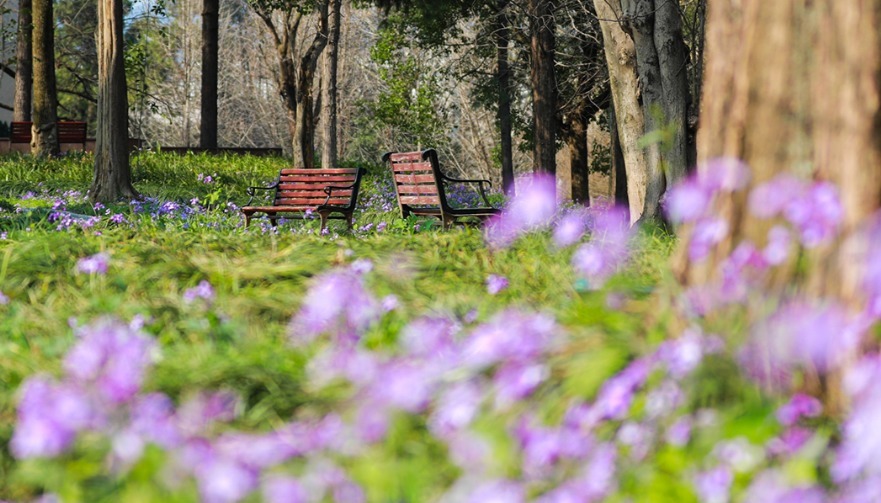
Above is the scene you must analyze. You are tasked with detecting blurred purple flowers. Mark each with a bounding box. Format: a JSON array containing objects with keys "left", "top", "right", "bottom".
[
  {"left": 183, "top": 280, "right": 216, "bottom": 305},
  {"left": 76, "top": 252, "right": 110, "bottom": 275},
  {"left": 486, "top": 274, "right": 509, "bottom": 294}
]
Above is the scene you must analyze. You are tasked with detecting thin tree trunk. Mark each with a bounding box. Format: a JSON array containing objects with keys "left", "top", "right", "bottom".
[
  {"left": 593, "top": 0, "right": 646, "bottom": 223},
  {"left": 529, "top": 0, "right": 557, "bottom": 183},
  {"left": 567, "top": 110, "right": 590, "bottom": 204},
  {"left": 31, "top": 0, "right": 58, "bottom": 156},
  {"left": 320, "top": 0, "right": 341, "bottom": 168},
  {"left": 496, "top": 0, "right": 515, "bottom": 195},
  {"left": 90, "top": 0, "right": 137, "bottom": 202},
  {"left": 200, "top": 0, "right": 219, "bottom": 149},
  {"left": 14, "top": 0, "right": 32, "bottom": 122}
]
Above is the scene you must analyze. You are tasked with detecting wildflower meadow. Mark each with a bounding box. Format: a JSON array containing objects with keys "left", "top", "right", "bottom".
[{"left": 0, "top": 152, "right": 878, "bottom": 503}]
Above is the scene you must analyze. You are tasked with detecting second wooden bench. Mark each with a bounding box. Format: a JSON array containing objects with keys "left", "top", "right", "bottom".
[{"left": 241, "top": 167, "right": 365, "bottom": 232}]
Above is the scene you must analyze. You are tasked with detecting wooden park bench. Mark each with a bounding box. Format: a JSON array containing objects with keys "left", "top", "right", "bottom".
[
  {"left": 383, "top": 149, "right": 500, "bottom": 227},
  {"left": 11, "top": 121, "right": 88, "bottom": 150},
  {"left": 241, "top": 167, "right": 365, "bottom": 232}
]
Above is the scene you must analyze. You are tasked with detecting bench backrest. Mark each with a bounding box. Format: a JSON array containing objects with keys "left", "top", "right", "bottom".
[
  {"left": 274, "top": 168, "right": 363, "bottom": 208},
  {"left": 10, "top": 122, "right": 30, "bottom": 143},
  {"left": 384, "top": 149, "right": 449, "bottom": 212},
  {"left": 10, "top": 121, "right": 88, "bottom": 144}
]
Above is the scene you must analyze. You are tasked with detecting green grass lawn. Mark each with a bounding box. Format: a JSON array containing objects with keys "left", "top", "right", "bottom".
[{"left": 0, "top": 153, "right": 823, "bottom": 503}]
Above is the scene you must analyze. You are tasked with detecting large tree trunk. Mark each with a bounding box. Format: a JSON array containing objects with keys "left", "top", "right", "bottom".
[
  {"left": 89, "top": 0, "right": 137, "bottom": 202},
  {"left": 31, "top": 0, "right": 58, "bottom": 157},
  {"left": 593, "top": 0, "right": 646, "bottom": 223},
  {"left": 199, "top": 0, "right": 219, "bottom": 149},
  {"left": 495, "top": 0, "right": 515, "bottom": 196},
  {"left": 528, "top": 0, "right": 557, "bottom": 183},
  {"left": 14, "top": 0, "right": 32, "bottom": 122},
  {"left": 621, "top": 0, "right": 690, "bottom": 220},
  {"left": 674, "top": 0, "right": 881, "bottom": 306},
  {"left": 610, "top": 104, "right": 629, "bottom": 209},
  {"left": 320, "top": 0, "right": 341, "bottom": 168}
]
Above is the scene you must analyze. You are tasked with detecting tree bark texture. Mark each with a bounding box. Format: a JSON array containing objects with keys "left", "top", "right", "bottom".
[
  {"left": 496, "top": 0, "right": 515, "bottom": 196},
  {"left": 31, "top": 0, "right": 58, "bottom": 156},
  {"left": 675, "top": 0, "right": 881, "bottom": 307},
  {"left": 200, "top": 0, "right": 219, "bottom": 149},
  {"left": 320, "top": 0, "right": 341, "bottom": 168},
  {"left": 90, "top": 0, "right": 137, "bottom": 202},
  {"left": 529, "top": 0, "right": 557, "bottom": 181},
  {"left": 593, "top": 0, "right": 646, "bottom": 223},
  {"left": 14, "top": 0, "right": 32, "bottom": 122},
  {"left": 566, "top": 111, "right": 589, "bottom": 204},
  {"left": 609, "top": 103, "right": 629, "bottom": 209},
  {"left": 621, "top": 0, "right": 690, "bottom": 220}
]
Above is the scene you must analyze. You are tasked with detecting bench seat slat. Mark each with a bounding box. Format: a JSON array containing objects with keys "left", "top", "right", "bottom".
[{"left": 275, "top": 197, "right": 351, "bottom": 206}]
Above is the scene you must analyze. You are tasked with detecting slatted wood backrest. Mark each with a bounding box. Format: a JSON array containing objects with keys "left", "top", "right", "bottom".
[
  {"left": 386, "top": 151, "right": 444, "bottom": 211},
  {"left": 58, "top": 122, "right": 87, "bottom": 143},
  {"left": 10, "top": 121, "right": 87, "bottom": 144},
  {"left": 10, "top": 122, "right": 31, "bottom": 143},
  {"left": 274, "top": 168, "right": 360, "bottom": 208}
]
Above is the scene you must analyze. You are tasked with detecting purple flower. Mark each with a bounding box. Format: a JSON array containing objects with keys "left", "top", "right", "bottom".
[
  {"left": 666, "top": 416, "right": 693, "bottom": 447},
  {"left": 11, "top": 377, "right": 94, "bottom": 458},
  {"left": 776, "top": 393, "right": 822, "bottom": 426},
  {"left": 176, "top": 391, "right": 240, "bottom": 436},
  {"left": 429, "top": 380, "right": 485, "bottom": 438},
  {"left": 688, "top": 217, "right": 729, "bottom": 261},
  {"left": 76, "top": 252, "right": 110, "bottom": 274},
  {"left": 183, "top": 280, "right": 215, "bottom": 304},
  {"left": 466, "top": 479, "right": 525, "bottom": 503},
  {"left": 592, "top": 358, "right": 650, "bottom": 420},
  {"left": 110, "top": 213, "right": 126, "bottom": 224},
  {"left": 381, "top": 294, "right": 399, "bottom": 311},
  {"left": 666, "top": 179, "right": 713, "bottom": 223},
  {"left": 0, "top": 291, "right": 8, "bottom": 305},
  {"left": 537, "top": 442, "right": 617, "bottom": 503},
  {"left": 657, "top": 328, "right": 708, "bottom": 378},
  {"left": 289, "top": 266, "right": 379, "bottom": 346},
  {"left": 308, "top": 347, "right": 380, "bottom": 387},
  {"left": 486, "top": 274, "right": 509, "bottom": 295},
  {"left": 461, "top": 310, "right": 558, "bottom": 369},
  {"left": 194, "top": 456, "right": 259, "bottom": 503},
  {"left": 553, "top": 211, "right": 587, "bottom": 247},
  {"left": 485, "top": 174, "right": 557, "bottom": 248},
  {"left": 701, "top": 157, "right": 751, "bottom": 192},
  {"left": 743, "top": 470, "right": 826, "bottom": 503},
  {"left": 693, "top": 466, "right": 733, "bottom": 503},
  {"left": 748, "top": 174, "right": 804, "bottom": 219},
  {"left": 494, "top": 361, "right": 548, "bottom": 408},
  {"left": 400, "top": 316, "right": 459, "bottom": 359},
  {"left": 64, "top": 318, "right": 156, "bottom": 403},
  {"left": 767, "top": 426, "right": 813, "bottom": 457},
  {"left": 263, "top": 476, "right": 309, "bottom": 503},
  {"left": 373, "top": 361, "right": 437, "bottom": 412},
  {"left": 833, "top": 381, "right": 881, "bottom": 482},
  {"left": 763, "top": 226, "right": 792, "bottom": 265},
  {"left": 129, "top": 393, "right": 181, "bottom": 448},
  {"left": 785, "top": 182, "right": 842, "bottom": 247},
  {"left": 745, "top": 299, "right": 861, "bottom": 378}
]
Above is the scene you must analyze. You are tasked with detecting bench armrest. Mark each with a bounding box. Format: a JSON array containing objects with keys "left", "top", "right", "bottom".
[
  {"left": 322, "top": 183, "right": 358, "bottom": 206},
  {"left": 245, "top": 182, "right": 278, "bottom": 205},
  {"left": 440, "top": 174, "right": 494, "bottom": 207}
]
